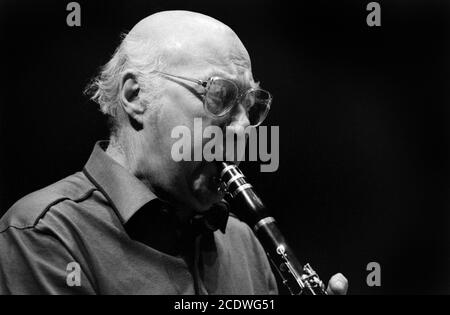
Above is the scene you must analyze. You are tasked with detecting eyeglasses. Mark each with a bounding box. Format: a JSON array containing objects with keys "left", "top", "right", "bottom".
[{"left": 156, "top": 71, "right": 272, "bottom": 127}]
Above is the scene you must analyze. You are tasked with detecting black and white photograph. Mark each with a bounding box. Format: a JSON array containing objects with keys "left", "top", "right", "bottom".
[{"left": 0, "top": 0, "right": 448, "bottom": 299}]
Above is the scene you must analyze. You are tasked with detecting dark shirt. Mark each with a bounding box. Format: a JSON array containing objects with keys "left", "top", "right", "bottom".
[{"left": 0, "top": 142, "right": 278, "bottom": 294}]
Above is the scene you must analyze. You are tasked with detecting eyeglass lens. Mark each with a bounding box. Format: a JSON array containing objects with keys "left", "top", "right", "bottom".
[{"left": 204, "top": 78, "right": 271, "bottom": 126}]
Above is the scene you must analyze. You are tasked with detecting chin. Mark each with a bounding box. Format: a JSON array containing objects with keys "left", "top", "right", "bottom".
[
  {"left": 191, "top": 182, "right": 224, "bottom": 212},
  {"left": 190, "top": 164, "right": 224, "bottom": 212}
]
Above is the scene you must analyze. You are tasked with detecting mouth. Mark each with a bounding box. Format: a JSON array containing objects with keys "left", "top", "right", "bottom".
[
  {"left": 191, "top": 162, "right": 232, "bottom": 209},
  {"left": 190, "top": 161, "right": 225, "bottom": 204}
]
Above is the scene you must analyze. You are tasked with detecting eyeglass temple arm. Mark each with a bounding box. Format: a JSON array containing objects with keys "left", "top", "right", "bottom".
[{"left": 155, "top": 71, "right": 208, "bottom": 87}]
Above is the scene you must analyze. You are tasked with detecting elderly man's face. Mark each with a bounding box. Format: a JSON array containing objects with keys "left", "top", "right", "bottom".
[{"left": 138, "top": 32, "right": 256, "bottom": 213}]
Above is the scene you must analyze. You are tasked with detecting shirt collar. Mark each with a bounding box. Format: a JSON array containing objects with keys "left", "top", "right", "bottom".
[{"left": 83, "top": 141, "right": 158, "bottom": 224}]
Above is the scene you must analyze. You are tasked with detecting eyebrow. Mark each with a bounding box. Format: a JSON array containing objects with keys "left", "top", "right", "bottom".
[{"left": 203, "top": 70, "right": 262, "bottom": 91}]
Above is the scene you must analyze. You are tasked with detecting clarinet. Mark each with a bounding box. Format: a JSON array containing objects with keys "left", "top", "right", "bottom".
[{"left": 218, "top": 162, "right": 327, "bottom": 295}]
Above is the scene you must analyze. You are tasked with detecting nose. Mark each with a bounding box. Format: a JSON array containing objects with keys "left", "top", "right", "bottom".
[
  {"left": 224, "top": 104, "right": 250, "bottom": 164},
  {"left": 228, "top": 103, "right": 250, "bottom": 129}
]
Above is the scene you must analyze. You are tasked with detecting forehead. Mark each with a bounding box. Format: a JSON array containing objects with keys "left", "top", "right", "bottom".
[
  {"left": 172, "top": 53, "right": 258, "bottom": 90},
  {"left": 165, "top": 35, "right": 258, "bottom": 89}
]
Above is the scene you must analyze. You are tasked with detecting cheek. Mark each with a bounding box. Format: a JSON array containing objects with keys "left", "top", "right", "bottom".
[
  {"left": 151, "top": 90, "right": 215, "bottom": 161},
  {"left": 164, "top": 86, "right": 206, "bottom": 126}
]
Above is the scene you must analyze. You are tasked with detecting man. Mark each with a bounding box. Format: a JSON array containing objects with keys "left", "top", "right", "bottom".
[{"left": 0, "top": 11, "right": 347, "bottom": 294}]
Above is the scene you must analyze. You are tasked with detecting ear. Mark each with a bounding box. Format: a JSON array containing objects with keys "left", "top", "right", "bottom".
[{"left": 120, "top": 70, "right": 146, "bottom": 126}]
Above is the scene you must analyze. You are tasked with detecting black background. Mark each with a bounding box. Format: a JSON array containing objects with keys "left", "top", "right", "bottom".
[{"left": 0, "top": 0, "right": 449, "bottom": 294}]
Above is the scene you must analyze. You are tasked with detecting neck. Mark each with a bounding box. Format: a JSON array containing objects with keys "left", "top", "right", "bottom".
[
  {"left": 105, "top": 133, "right": 196, "bottom": 224},
  {"left": 106, "top": 135, "right": 130, "bottom": 171}
]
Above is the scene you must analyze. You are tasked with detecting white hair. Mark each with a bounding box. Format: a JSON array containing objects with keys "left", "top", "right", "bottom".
[{"left": 85, "top": 32, "right": 166, "bottom": 134}]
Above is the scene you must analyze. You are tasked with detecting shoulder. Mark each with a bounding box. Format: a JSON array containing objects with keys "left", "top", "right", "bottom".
[
  {"left": 0, "top": 172, "right": 97, "bottom": 233},
  {"left": 215, "top": 212, "right": 278, "bottom": 294},
  {"left": 225, "top": 213, "right": 254, "bottom": 238},
  {"left": 220, "top": 213, "right": 265, "bottom": 254}
]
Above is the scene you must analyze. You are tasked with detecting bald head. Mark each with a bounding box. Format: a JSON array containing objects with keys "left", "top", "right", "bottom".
[
  {"left": 126, "top": 11, "right": 251, "bottom": 72},
  {"left": 87, "top": 10, "right": 253, "bottom": 132}
]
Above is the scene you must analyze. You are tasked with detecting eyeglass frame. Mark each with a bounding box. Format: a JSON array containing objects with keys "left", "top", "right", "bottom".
[{"left": 154, "top": 71, "right": 272, "bottom": 127}]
